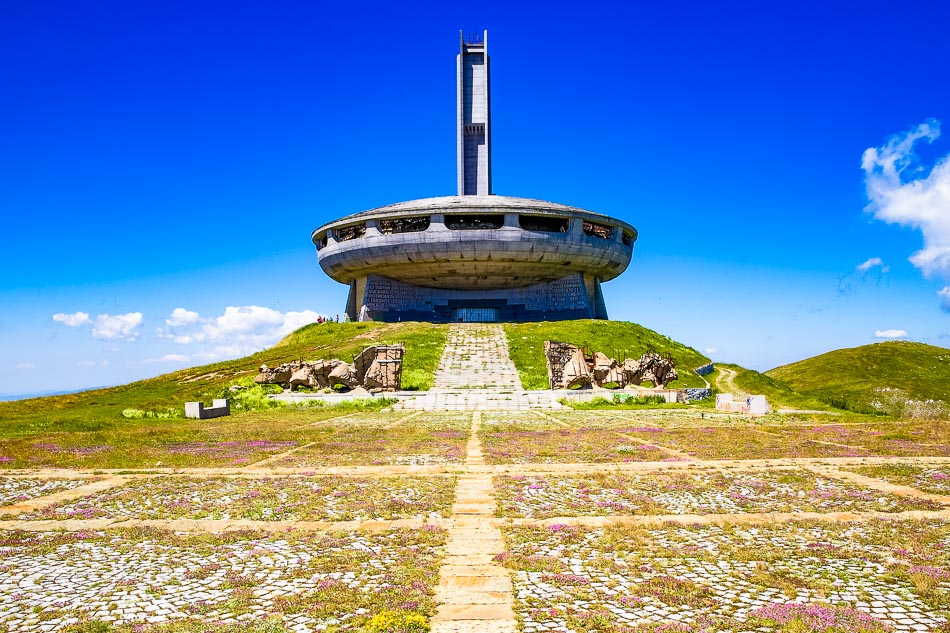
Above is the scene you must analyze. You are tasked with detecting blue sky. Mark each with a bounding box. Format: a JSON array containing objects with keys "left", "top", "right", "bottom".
[{"left": 2, "top": 0, "right": 949, "bottom": 395}]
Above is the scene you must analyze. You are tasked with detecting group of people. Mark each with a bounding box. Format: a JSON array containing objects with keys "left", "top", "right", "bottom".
[{"left": 315, "top": 314, "right": 340, "bottom": 324}]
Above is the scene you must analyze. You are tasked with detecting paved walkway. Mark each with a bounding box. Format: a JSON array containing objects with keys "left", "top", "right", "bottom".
[
  {"left": 433, "top": 324, "right": 522, "bottom": 390},
  {"left": 397, "top": 323, "right": 563, "bottom": 410},
  {"left": 431, "top": 412, "right": 517, "bottom": 632}
]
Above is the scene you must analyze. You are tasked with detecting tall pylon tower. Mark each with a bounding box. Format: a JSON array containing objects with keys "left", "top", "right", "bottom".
[{"left": 457, "top": 30, "right": 491, "bottom": 196}]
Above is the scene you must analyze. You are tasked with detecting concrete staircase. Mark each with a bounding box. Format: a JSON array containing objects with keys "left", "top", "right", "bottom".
[
  {"left": 396, "top": 324, "right": 563, "bottom": 411},
  {"left": 433, "top": 324, "right": 522, "bottom": 390}
]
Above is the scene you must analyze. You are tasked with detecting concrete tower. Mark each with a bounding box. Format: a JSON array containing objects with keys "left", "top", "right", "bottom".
[{"left": 457, "top": 30, "right": 491, "bottom": 196}]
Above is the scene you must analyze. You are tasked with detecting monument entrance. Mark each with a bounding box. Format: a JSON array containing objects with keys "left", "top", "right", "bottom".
[{"left": 452, "top": 307, "right": 498, "bottom": 322}]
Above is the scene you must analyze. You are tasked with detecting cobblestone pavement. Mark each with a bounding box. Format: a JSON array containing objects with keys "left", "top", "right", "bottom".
[
  {"left": 0, "top": 477, "right": 90, "bottom": 506},
  {"left": 7, "top": 411, "right": 950, "bottom": 631}
]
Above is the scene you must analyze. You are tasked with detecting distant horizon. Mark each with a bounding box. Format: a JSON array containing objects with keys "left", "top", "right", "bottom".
[{"left": 2, "top": 0, "right": 949, "bottom": 394}]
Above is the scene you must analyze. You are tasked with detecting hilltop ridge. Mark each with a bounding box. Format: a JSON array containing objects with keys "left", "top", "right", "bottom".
[{"left": 766, "top": 340, "right": 950, "bottom": 413}]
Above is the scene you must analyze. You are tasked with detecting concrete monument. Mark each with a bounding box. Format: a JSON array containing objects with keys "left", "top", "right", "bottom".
[{"left": 313, "top": 31, "right": 637, "bottom": 323}]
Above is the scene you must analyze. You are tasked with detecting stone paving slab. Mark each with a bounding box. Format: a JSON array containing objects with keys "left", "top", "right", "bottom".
[
  {"left": 0, "top": 476, "right": 126, "bottom": 516},
  {"left": 431, "top": 412, "right": 518, "bottom": 632},
  {"left": 501, "top": 519, "right": 950, "bottom": 632}
]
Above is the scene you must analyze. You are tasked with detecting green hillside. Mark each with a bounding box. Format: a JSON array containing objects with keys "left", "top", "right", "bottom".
[
  {"left": 0, "top": 321, "right": 447, "bottom": 434},
  {"left": 766, "top": 341, "right": 950, "bottom": 413},
  {"left": 0, "top": 318, "right": 722, "bottom": 434},
  {"left": 504, "top": 320, "right": 710, "bottom": 390},
  {"left": 710, "top": 363, "right": 830, "bottom": 411}
]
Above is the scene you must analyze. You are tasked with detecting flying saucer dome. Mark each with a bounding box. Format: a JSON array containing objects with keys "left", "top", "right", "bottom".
[{"left": 313, "top": 195, "right": 636, "bottom": 291}]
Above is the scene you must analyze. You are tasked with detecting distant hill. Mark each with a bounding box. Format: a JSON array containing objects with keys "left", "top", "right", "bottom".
[
  {"left": 709, "top": 363, "right": 829, "bottom": 411},
  {"left": 766, "top": 341, "right": 950, "bottom": 413}
]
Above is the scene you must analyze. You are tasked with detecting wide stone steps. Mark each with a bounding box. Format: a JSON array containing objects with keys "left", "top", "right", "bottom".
[
  {"left": 393, "top": 390, "right": 563, "bottom": 411},
  {"left": 433, "top": 324, "right": 523, "bottom": 390}
]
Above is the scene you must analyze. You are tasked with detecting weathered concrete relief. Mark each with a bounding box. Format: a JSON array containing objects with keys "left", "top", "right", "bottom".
[{"left": 255, "top": 345, "right": 404, "bottom": 393}]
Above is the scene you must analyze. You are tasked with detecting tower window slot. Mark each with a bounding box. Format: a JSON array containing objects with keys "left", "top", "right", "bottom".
[
  {"left": 380, "top": 216, "right": 431, "bottom": 234},
  {"left": 445, "top": 214, "right": 504, "bottom": 230},
  {"left": 335, "top": 223, "right": 366, "bottom": 241},
  {"left": 519, "top": 215, "right": 568, "bottom": 233},
  {"left": 583, "top": 221, "right": 613, "bottom": 240}
]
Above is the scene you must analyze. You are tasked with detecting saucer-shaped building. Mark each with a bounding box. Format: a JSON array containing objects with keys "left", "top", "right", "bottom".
[{"left": 313, "top": 32, "right": 636, "bottom": 323}]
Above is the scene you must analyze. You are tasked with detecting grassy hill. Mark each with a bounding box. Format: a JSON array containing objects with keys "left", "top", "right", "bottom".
[
  {"left": 766, "top": 341, "right": 950, "bottom": 413},
  {"left": 0, "top": 321, "right": 448, "bottom": 435},
  {"left": 0, "top": 318, "right": 746, "bottom": 437},
  {"left": 503, "top": 320, "right": 710, "bottom": 390},
  {"left": 710, "top": 363, "right": 832, "bottom": 411}
]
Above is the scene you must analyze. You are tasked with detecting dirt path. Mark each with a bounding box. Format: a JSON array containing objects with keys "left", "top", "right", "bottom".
[{"left": 714, "top": 365, "right": 741, "bottom": 395}]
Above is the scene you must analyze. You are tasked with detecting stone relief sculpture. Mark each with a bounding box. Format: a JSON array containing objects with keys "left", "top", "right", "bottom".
[
  {"left": 545, "top": 341, "right": 678, "bottom": 390},
  {"left": 255, "top": 345, "right": 404, "bottom": 393}
]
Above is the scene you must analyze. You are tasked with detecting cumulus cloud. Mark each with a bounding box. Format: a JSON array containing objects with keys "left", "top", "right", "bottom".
[
  {"left": 704, "top": 347, "right": 717, "bottom": 355},
  {"left": 856, "top": 257, "right": 890, "bottom": 273},
  {"left": 52, "top": 312, "right": 91, "bottom": 327},
  {"left": 863, "top": 119, "right": 950, "bottom": 304},
  {"left": 165, "top": 308, "right": 200, "bottom": 327},
  {"left": 53, "top": 311, "right": 143, "bottom": 341},
  {"left": 875, "top": 329, "right": 908, "bottom": 339},
  {"left": 157, "top": 305, "right": 323, "bottom": 359},
  {"left": 91, "top": 313, "right": 143, "bottom": 341}
]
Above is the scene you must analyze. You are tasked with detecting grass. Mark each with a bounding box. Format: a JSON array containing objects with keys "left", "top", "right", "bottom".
[
  {"left": 493, "top": 469, "right": 941, "bottom": 518},
  {"left": 561, "top": 395, "right": 688, "bottom": 410},
  {"left": 712, "top": 363, "right": 832, "bottom": 411},
  {"left": 20, "top": 474, "right": 457, "bottom": 521},
  {"left": 766, "top": 340, "right": 950, "bottom": 414},
  {"left": 503, "top": 320, "right": 710, "bottom": 390},
  {"left": 478, "top": 423, "right": 673, "bottom": 464},
  {"left": 0, "top": 409, "right": 474, "bottom": 469},
  {"left": 0, "top": 321, "right": 446, "bottom": 443}
]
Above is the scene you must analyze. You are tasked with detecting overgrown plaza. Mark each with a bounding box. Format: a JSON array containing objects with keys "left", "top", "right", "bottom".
[{"left": 2, "top": 324, "right": 950, "bottom": 632}]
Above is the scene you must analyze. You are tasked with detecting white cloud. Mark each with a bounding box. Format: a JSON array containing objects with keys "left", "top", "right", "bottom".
[
  {"left": 52, "top": 311, "right": 91, "bottom": 327},
  {"left": 91, "top": 313, "right": 143, "bottom": 341},
  {"left": 166, "top": 308, "right": 200, "bottom": 327},
  {"left": 15, "top": 362, "right": 35, "bottom": 370},
  {"left": 874, "top": 329, "right": 908, "bottom": 339},
  {"left": 704, "top": 347, "right": 717, "bottom": 355},
  {"left": 157, "top": 305, "right": 323, "bottom": 359},
  {"left": 863, "top": 120, "right": 950, "bottom": 289},
  {"left": 76, "top": 360, "right": 97, "bottom": 367},
  {"left": 856, "top": 257, "right": 889, "bottom": 273},
  {"left": 145, "top": 353, "right": 190, "bottom": 364},
  {"left": 53, "top": 311, "right": 143, "bottom": 341}
]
